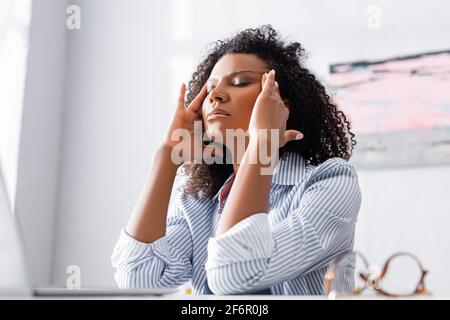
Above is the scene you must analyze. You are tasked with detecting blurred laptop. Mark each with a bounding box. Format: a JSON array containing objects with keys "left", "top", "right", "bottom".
[{"left": 0, "top": 167, "right": 178, "bottom": 298}]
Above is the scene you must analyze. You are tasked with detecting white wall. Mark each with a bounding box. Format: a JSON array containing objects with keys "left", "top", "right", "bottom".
[
  {"left": 355, "top": 166, "right": 450, "bottom": 296},
  {"left": 16, "top": 0, "right": 450, "bottom": 294}
]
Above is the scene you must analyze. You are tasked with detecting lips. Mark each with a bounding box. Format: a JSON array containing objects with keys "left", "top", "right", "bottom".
[{"left": 207, "top": 107, "right": 231, "bottom": 119}]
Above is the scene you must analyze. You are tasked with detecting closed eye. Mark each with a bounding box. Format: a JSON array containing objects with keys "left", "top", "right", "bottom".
[
  {"left": 232, "top": 82, "right": 249, "bottom": 87},
  {"left": 206, "top": 82, "right": 249, "bottom": 95}
]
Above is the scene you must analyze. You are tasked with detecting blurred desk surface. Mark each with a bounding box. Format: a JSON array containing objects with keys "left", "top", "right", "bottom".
[{"left": 5, "top": 293, "right": 442, "bottom": 300}]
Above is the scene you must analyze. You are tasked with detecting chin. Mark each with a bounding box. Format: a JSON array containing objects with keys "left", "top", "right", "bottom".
[
  {"left": 204, "top": 125, "right": 227, "bottom": 140},
  {"left": 205, "top": 125, "right": 250, "bottom": 146}
]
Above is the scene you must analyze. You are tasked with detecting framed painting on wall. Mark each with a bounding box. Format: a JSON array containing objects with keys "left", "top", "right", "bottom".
[{"left": 329, "top": 50, "right": 450, "bottom": 169}]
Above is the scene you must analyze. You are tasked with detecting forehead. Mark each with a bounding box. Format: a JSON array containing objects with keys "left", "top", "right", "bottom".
[{"left": 209, "top": 53, "right": 268, "bottom": 79}]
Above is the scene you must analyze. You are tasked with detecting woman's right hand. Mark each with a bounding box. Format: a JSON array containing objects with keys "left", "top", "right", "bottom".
[{"left": 162, "top": 83, "right": 208, "bottom": 164}]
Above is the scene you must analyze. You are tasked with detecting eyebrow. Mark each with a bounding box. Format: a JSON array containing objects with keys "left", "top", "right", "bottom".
[{"left": 207, "top": 69, "right": 270, "bottom": 83}]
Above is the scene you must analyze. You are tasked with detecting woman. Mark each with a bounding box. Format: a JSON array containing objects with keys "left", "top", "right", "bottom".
[{"left": 111, "top": 25, "right": 361, "bottom": 295}]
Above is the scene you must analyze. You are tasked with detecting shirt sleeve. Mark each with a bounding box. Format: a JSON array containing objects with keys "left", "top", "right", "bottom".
[
  {"left": 205, "top": 161, "right": 362, "bottom": 295},
  {"left": 111, "top": 203, "right": 193, "bottom": 289}
]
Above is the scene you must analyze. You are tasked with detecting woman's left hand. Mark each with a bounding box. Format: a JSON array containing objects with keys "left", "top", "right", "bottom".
[{"left": 248, "top": 69, "right": 303, "bottom": 148}]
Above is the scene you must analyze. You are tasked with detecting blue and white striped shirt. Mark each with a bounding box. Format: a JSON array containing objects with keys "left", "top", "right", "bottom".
[{"left": 111, "top": 152, "right": 362, "bottom": 295}]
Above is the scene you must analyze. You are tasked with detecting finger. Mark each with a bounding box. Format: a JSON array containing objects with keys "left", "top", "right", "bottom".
[
  {"left": 261, "top": 72, "right": 268, "bottom": 89},
  {"left": 262, "top": 69, "right": 275, "bottom": 95},
  {"left": 177, "top": 83, "right": 187, "bottom": 110},
  {"left": 185, "top": 84, "right": 207, "bottom": 122},
  {"left": 284, "top": 130, "right": 303, "bottom": 143},
  {"left": 270, "top": 70, "right": 279, "bottom": 97},
  {"left": 274, "top": 81, "right": 288, "bottom": 111},
  {"left": 274, "top": 80, "right": 281, "bottom": 97},
  {"left": 186, "top": 83, "right": 208, "bottom": 113}
]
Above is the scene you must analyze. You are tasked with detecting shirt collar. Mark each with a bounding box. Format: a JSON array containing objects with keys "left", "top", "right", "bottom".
[
  {"left": 272, "top": 151, "right": 306, "bottom": 185},
  {"left": 212, "top": 172, "right": 235, "bottom": 203},
  {"left": 211, "top": 152, "right": 306, "bottom": 202}
]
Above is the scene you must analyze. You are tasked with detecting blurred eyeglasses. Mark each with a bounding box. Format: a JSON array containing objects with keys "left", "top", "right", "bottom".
[{"left": 324, "top": 251, "right": 431, "bottom": 299}]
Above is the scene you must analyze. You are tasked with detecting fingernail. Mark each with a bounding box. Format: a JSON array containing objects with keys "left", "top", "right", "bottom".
[
  {"left": 295, "top": 133, "right": 303, "bottom": 140},
  {"left": 275, "top": 81, "right": 279, "bottom": 87}
]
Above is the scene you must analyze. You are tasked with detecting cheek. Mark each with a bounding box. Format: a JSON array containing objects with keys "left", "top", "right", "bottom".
[
  {"left": 201, "top": 102, "right": 209, "bottom": 124},
  {"left": 235, "top": 88, "right": 259, "bottom": 117},
  {"left": 201, "top": 109, "right": 207, "bottom": 122}
]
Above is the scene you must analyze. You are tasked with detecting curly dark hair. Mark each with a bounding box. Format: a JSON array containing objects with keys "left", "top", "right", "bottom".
[{"left": 179, "top": 25, "right": 356, "bottom": 200}]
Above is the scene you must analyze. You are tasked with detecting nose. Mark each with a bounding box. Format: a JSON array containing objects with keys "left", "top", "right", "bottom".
[{"left": 208, "top": 87, "right": 228, "bottom": 105}]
